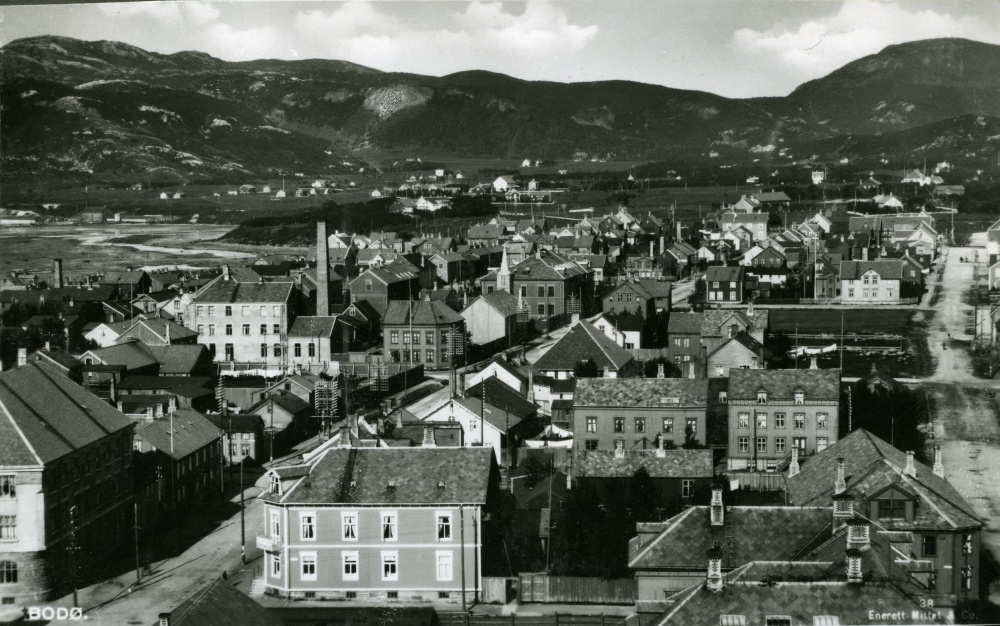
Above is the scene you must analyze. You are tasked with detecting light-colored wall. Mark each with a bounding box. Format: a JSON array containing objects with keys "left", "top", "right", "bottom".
[
  {"left": 423, "top": 400, "right": 503, "bottom": 463},
  {"left": 188, "top": 300, "right": 291, "bottom": 363},
  {"left": 727, "top": 401, "right": 839, "bottom": 469}
]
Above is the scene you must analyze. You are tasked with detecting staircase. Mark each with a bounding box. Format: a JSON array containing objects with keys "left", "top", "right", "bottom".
[{"left": 249, "top": 575, "right": 266, "bottom": 596}]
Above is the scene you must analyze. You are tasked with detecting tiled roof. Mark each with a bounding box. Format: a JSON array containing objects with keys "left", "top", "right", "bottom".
[
  {"left": 667, "top": 312, "right": 704, "bottom": 335},
  {"left": 288, "top": 316, "right": 338, "bottom": 337},
  {"left": 533, "top": 321, "right": 633, "bottom": 372},
  {"left": 575, "top": 377, "right": 706, "bottom": 408},
  {"left": 192, "top": 279, "right": 293, "bottom": 304},
  {"left": 83, "top": 341, "right": 158, "bottom": 371},
  {"left": 509, "top": 250, "right": 589, "bottom": 281},
  {"left": 454, "top": 395, "right": 525, "bottom": 432},
  {"left": 466, "top": 377, "right": 537, "bottom": 420},
  {"left": 278, "top": 446, "right": 494, "bottom": 505},
  {"left": 785, "top": 429, "right": 982, "bottom": 531},
  {"left": 728, "top": 368, "right": 840, "bottom": 401},
  {"left": 840, "top": 260, "right": 903, "bottom": 280},
  {"left": 0, "top": 362, "right": 135, "bottom": 465},
  {"left": 147, "top": 344, "right": 210, "bottom": 375},
  {"left": 478, "top": 290, "right": 519, "bottom": 316},
  {"left": 705, "top": 265, "right": 744, "bottom": 282},
  {"left": 574, "top": 449, "right": 713, "bottom": 479},
  {"left": 629, "top": 506, "right": 832, "bottom": 569},
  {"left": 167, "top": 579, "right": 283, "bottom": 626},
  {"left": 383, "top": 300, "right": 464, "bottom": 326},
  {"left": 136, "top": 408, "right": 220, "bottom": 460},
  {"left": 701, "top": 309, "right": 769, "bottom": 338}
]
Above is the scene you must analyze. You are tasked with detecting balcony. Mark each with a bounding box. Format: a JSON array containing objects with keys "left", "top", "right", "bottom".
[{"left": 256, "top": 535, "right": 283, "bottom": 552}]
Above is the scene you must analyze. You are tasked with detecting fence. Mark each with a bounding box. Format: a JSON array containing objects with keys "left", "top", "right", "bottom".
[
  {"left": 518, "top": 573, "right": 635, "bottom": 605},
  {"left": 629, "top": 348, "right": 670, "bottom": 361},
  {"left": 724, "top": 471, "right": 786, "bottom": 492},
  {"left": 438, "top": 614, "right": 628, "bottom": 626},
  {"left": 482, "top": 577, "right": 516, "bottom": 604}
]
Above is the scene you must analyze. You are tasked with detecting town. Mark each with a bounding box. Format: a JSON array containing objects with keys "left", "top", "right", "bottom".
[{"left": 3, "top": 7, "right": 1000, "bottom": 626}]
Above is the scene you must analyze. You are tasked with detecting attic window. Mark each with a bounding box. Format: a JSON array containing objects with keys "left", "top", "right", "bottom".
[
  {"left": 794, "top": 391, "right": 804, "bottom": 405},
  {"left": 756, "top": 391, "right": 767, "bottom": 404},
  {"left": 437, "top": 481, "right": 446, "bottom": 489},
  {"left": 269, "top": 474, "right": 280, "bottom": 494},
  {"left": 387, "top": 481, "right": 396, "bottom": 490},
  {"left": 720, "top": 617, "right": 746, "bottom": 626},
  {"left": 660, "top": 397, "right": 680, "bottom": 405}
]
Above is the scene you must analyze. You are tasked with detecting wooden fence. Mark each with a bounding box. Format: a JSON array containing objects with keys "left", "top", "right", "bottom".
[
  {"left": 724, "top": 471, "right": 786, "bottom": 492},
  {"left": 518, "top": 574, "right": 635, "bottom": 605},
  {"left": 437, "top": 614, "right": 628, "bottom": 626}
]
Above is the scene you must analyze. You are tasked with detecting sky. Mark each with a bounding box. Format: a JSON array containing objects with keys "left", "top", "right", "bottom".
[{"left": 3, "top": 0, "right": 1000, "bottom": 98}]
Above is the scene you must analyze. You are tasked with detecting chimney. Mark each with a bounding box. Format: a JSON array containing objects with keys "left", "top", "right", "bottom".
[
  {"left": 788, "top": 446, "right": 800, "bottom": 477},
  {"left": 168, "top": 396, "right": 177, "bottom": 413},
  {"left": 846, "top": 517, "right": 870, "bottom": 551},
  {"left": 317, "top": 221, "right": 330, "bottom": 316},
  {"left": 676, "top": 221, "right": 682, "bottom": 240},
  {"left": 526, "top": 370, "right": 535, "bottom": 403},
  {"left": 659, "top": 236, "right": 665, "bottom": 253},
  {"left": 809, "top": 356, "right": 818, "bottom": 370},
  {"left": 53, "top": 258, "right": 63, "bottom": 288},
  {"left": 109, "top": 377, "right": 117, "bottom": 403},
  {"left": 155, "top": 402, "right": 165, "bottom": 418},
  {"left": 117, "top": 401, "right": 124, "bottom": 411},
  {"left": 614, "top": 439, "right": 625, "bottom": 459},
  {"left": 338, "top": 425, "right": 351, "bottom": 448},
  {"left": 17, "top": 348, "right": 27, "bottom": 367},
  {"left": 603, "top": 366, "right": 611, "bottom": 378},
  {"left": 222, "top": 265, "right": 230, "bottom": 281},
  {"left": 44, "top": 341, "right": 51, "bottom": 352},
  {"left": 146, "top": 406, "right": 154, "bottom": 420},
  {"left": 85, "top": 275, "right": 92, "bottom": 289},
  {"left": 165, "top": 324, "right": 171, "bottom": 344},
  {"left": 706, "top": 544, "right": 724, "bottom": 591},
  {"left": 458, "top": 373, "right": 467, "bottom": 397},
  {"left": 158, "top": 613, "right": 170, "bottom": 626},
  {"left": 835, "top": 457, "right": 847, "bottom": 494},
  {"left": 933, "top": 446, "right": 944, "bottom": 478},
  {"left": 649, "top": 241, "right": 654, "bottom": 257},
  {"left": 656, "top": 436, "right": 666, "bottom": 458},
  {"left": 846, "top": 548, "right": 863, "bottom": 583},
  {"left": 657, "top": 363, "right": 665, "bottom": 379},
  {"left": 710, "top": 483, "right": 724, "bottom": 526},
  {"left": 422, "top": 426, "right": 436, "bottom": 447},
  {"left": 833, "top": 492, "right": 854, "bottom": 531},
  {"left": 904, "top": 451, "right": 916, "bottom": 478},
  {"left": 688, "top": 362, "right": 695, "bottom": 379}
]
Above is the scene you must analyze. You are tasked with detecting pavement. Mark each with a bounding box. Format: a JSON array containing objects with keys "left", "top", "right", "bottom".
[{"left": 918, "top": 239, "right": 1000, "bottom": 603}]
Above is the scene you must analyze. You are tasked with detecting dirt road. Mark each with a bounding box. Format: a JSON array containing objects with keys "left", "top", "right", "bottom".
[{"left": 922, "top": 241, "right": 1000, "bottom": 601}]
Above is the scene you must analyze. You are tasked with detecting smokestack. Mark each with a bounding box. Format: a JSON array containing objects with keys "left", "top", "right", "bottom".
[
  {"left": 53, "top": 258, "right": 63, "bottom": 288},
  {"left": 904, "top": 451, "right": 916, "bottom": 478},
  {"left": 833, "top": 492, "right": 854, "bottom": 531},
  {"left": 706, "top": 544, "right": 724, "bottom": 591},
  {"left": 317, "top": 221, "right": 330, "bottom": 317},
  {"left": 933, "top": 446, "right": 944, "bottom": 478}
]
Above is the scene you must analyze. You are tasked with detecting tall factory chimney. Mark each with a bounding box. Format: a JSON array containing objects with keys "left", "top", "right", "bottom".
[
  {"left": 53, "top": 258, "right": 63, "bottom": 289},
  {"left": 317, "top": 221, "right": 330, "bottom": 316}
]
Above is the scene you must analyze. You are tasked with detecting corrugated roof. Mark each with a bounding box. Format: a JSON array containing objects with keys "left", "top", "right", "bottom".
[
  {"left": 575, "top": 377, "right": 706, "bottom": 408},
  {"left": 0, "top": 362, "right": 135, "bottom": 465},
  {"left": 728, "top": 368, "right": 840, "bottom": 401},
  {"left": 136, "top": 408, "right": 219, "bottom": 460}
]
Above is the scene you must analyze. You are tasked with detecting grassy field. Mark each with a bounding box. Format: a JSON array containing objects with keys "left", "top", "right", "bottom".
[{"left": 769, "top": 309, "right": 914, "bottom": 335}]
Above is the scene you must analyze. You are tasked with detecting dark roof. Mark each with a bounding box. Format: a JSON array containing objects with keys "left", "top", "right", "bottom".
[
  {"left": 598, "top": 312, "right": 644, "bottom": 332},
  {"left": 453, "top": 395, "right": 525, "bottom": 432},
  {"left": 701, "top": 309, "right": 769, "bottom": 338},
  {"left": 120, "top": 318, "right": 198, "bottom": 342},
  {"left": 82, "top": 341, "right": 158, "bottom": 371},
  {"left": 166, "top": 578, "right": 284, "bottom": 626},
  {"left": 288, "top": 316, "right": 338, "bottom": 337},
  {"left": 0, "top": 362, "right": 135, "bottom": 465},
  {"left": 728, "top": 368, "right": 840, "bottom": 401},
  {"left": 707, "top": 331, "right": 763, "bottom": 359},
  {"left": 26, "top": 348, "right": 84, "bottom": 371},
  {"left": 101, "top": 270, "right": 147, "bottom": 286},
  {"left": 574, "top": 449, "right": 713, "bottom": 479},
  {"left": 249, "top": 391, "right": 311, "bottom": 417},
  {"left": 840, "top": 260, "right": 903, "bottom": 280},
  {"left": 575, "top": 377, "right": 706, "bottom": 408},
  {"left": 207, "top": 413, "right": 263, "bottom": 434},
  {"left": 275, "top": 447, "right": 494, "bottom": 505},
  {"left": 192, "top": 278, "right": 293, "bottom": 304},
  {"left": 146, "top": 345, "right": 210, "bottom": 375},
  {"left": 478, "top": 290, "right": 519, "bottom": 316},
  {"left": 668, "top": 312, "right": 704, "bottom": 335},
  {"left": 705, "top": 265, "right": 744, "bottom": 282},
  {"left": 118, "top": 376, "right": 214, "bottom": 398},
  {"left": 636, "top": 278, "right": 673, "bottom": 299},
  {"left": 136, "top": 408, "right": 220, "bottom": 460},
  {"left": 383, "top": 299, "right": 464, "bottom": 326},
  {"left": 786, "top": 429, "right": 981, "bottom": 531},
  {"left": 533, "top": 321, "right": 633, "bottom": 372},
  {"left": 465, "top": 377, "right": 537, "bottom": 420},
  {"left": 509, "top": 250, "right": 589, "bottom": 281}
]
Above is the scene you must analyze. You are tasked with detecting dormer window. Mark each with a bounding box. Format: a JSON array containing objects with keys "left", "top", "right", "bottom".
[
  {"left": 269, "top": 474, "right": 281, "bottom": 494},
  {"left": 794, "top": 391, "right": 804, "bottom": 405},
  {"left": 757, "top": 391, "right": 767, "bottom": 404}
]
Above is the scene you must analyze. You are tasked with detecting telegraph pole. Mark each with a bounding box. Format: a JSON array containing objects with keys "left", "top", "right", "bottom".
[
  {"left": 460, "top": 504, "right": 466, "bottom": 612},
  {"left": 240, "top": 460, "right": 246, "bottom": 565},
  {"left": 69, "top": 505, "right": 79, "bottom": 607},
  {"left": 134, "top": 502, "right": 141, "bottom": 584}
]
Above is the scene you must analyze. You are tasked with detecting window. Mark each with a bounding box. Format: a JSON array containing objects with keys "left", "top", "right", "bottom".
[
  {"left": 225, "top": 306, "right": 232, "bottom": 316},
  {"left": 848, "top": 289, "right": 854, "bottom": 298},
  {"left": 793, "top": 437, "right": 807, "bottom": 453},
  {"left": 196, "top": 306, "right": 204, "bottom": 316},
  {"left": 381, "top": 551, "right": 398, "bottom": 581},
  {"left": 436, "top": 512, "right": 453, "bottom": 540},
  {"left": 964, "top": 533, "right": 973, "bottom": 555},
  {"left": 757, "top": 413, "right": 767, "bottom": 429},
  {"left": 794, "top": 413, "right": 805, "bottom": 429},
  {"left": 382, "top": 512, "right": 397, "bottom": 541},
  {"left": 817, "top": 437, "right": 828, "bottom": 452},
  {"left": 225, "top": 324, "right": 233, "bottom": 336},
  {"left": 673, "top": 339, "right": 681, "bottom": 347},
  {"left": 342, "top": 512, "right": 358, "bottom": 540},
  {"left": 411, "top": 331, "right": 421, "bottom": 345},
  {"left": 270, "top": 553, "right": 281, "bottom": 578},
  {"left": 719, "top": 391, "right": 728, "bottom": 404},
  {"left": 738, "top": 413, "right": 749, "bottom": 429},
  {"left": 635, "top": 418, "right": 645, "bottom": 433},
  {"left": 738, "top": 437, "right": 749, "bottom": 453},
  {"left": 242, "top": 305, "right": 250, "bottom": 316},
  {"left": 0, "top": 561, "right": 16, "bottom": 584},
  {"left": 614, "top": 418, "right": 625, "bottom": 433},
  {"left": 436, "top": 551, "right": 454, "bottom": 581},
  {"left": 962, "top": 566, "right": 973, "bottom": 591},
  {"left": 273, "top": 324, "right": 280, "bottom": 335},
  {"left": 547, "top": 286, "right": 555, "bottom": 297},
  {"left": 294, "top": 343, "right": 301, "bottom": 357},
  {"left": 729, "top": 291, "right": 736, "bottom": 301},
  {"left": 0, "top": 477, "right": 13, "bottom": 499},
  {"left": 794, "top": 391, "right": 804, "bottom": 405},
  {"left": 242, "top": 324, "right": 250, "bottom": 336},
  {"left": 537, "top": 286, "right": 545, "bottom": 297},
  {"left": 683, "top": 338, "right": 690, "bottom": 347},
  {"left": 687, "top": 419, "right": 696, "bottom": 435},
  {"left": 260, "top": 344, "right": 268, "bottom": 358},
  {"left": 765, "top": 618, "right": 791, "bottom": 626},
  {"left": 273, "top": 306, "right": 281, "bottom": 316},
  {"left": 301, "top": 551, "right": 317, "bottom": 581},
  {"left": 270, "top": 510, "right": 281, "bottom": 537},
  {"left": 887, "top": 289, "right": 893, "bottom": 298},
  {"left": 585, "top": 440, "right": 598, "bottom": 450},
  {"left": 537, "top": 304, "right": 545, "bottom": 316},
  {"left": 412, "top": 351, "right": 421, "bottom": 364},
  {"left": 713, "top": 282, "right": 720, "bottom": 289},
  {"left": 775, "top": 413, "right": 785, "bottom": 429},
  {"left": 922, "top": 535, "right": 937, "bottom": 557},
  {"left": 682, "top": 479, "right": 693, "bottom": 498},
  {"left": 586, "top": 417, "right": 597, "bottom": 433},
  {"left": 197, "top": 324, "right": 204, "bottom": 335},
  {"left": 308, "top": 343, "right": 316, "bottom": 358},
  {"left": 300, "top": 512, "right": 316, "bottom": 541},
  {"left": 756, "top": 391, "right": 767, "bottom": 404},
  {"left": 390, "top": 331, "right": 399, "bottom": 344},
  {"left": 342, "top": 551, "right": 358, "bottom": 581},
  {"left": 208, "top": 325, "right": 216, "bottom": 336},
  {"left": 663, "top": 418, "right": 673, "bottom": 433},
  {"left": 775, "top": 437, "right": 786, "bottom": 453},
  {"left": 0, "top": 516, "right": 15, "bottom": 540},
  {"left": 720, "top": 617, "right": 746, "bottom": 626},
  {"left": 365, "top": 279, "right": 373, "bottom": 291},
  {"left": 756, "top": 437, "right": 767, "bottom": 453},
  {"left": 207, "top": 306, "right": 215, "bottom": 316}
]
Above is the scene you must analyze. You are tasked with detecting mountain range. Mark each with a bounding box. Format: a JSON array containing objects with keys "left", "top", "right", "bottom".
[{"left": 3, "top": 35, "right": 1000, "bottom": 184}]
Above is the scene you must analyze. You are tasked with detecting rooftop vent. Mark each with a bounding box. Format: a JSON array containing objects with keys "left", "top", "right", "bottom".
[
  {"left": 437, "top": 481, "right": 446, "bottom": 489},
  {"left": 387, "top": 481, "right": 396, "bottom": 490}
]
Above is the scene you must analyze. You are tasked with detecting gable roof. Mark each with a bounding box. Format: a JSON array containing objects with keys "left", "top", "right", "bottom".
[
  {"left": 288, "top": 316, "right": 338, "bottom": 337},
  {"left": 840, "top": 260, "right": 903, "bottom": 281},
  {"left": 708, "top": 331, "right": 763, "bottom": 359},
  {"left": 136, "top": 408, "right": 220, "bottom": 460},
  {"left": 166, "top": 578, "right": 283, "bottom": 626},
  {"left": 192, "top": 278, "right": 293, "bottom": 304},
  {"left": 574, "top": 449, "right": 713, "bottom": 479},
  {"left": 705, "top": 265, "right": 744, "bottom": 282},
  {"left": 533, "top": 321, "right": 633, "bottom": 372},
  {"left": 465, "top": 376, "right": 537, "bottom": 420},
  {"left": 728, "top": 368, "right": 840, "bottom": 401},
  {"left": 667, "top": 312, "right": 704, "bottom": 335},
  {"left": 575, "top": 377, "right": 706, "bottom": 408},
  {"left": 701, "top": 309, "right": 769, "bottom": 338},
  {"left": 509, "top": 250, "right": 589, "bottom": 281},
  {"left": 453, "top": 395, "right": 526, "bottom": 432},
  {"left": 476, "top": 290, "right": 519, "bottom": 317},
  {"left": 383, "top": 299, "right": 464, "bottom": 326},
  {"left": 0, "top": 362, "right": 135, "bottom": 465},
  {"left": 82, "top": 341, "right": 159, "bottom": 371},
  {"left": 146, "top": 344, "right": 210, "bottom": 375}
]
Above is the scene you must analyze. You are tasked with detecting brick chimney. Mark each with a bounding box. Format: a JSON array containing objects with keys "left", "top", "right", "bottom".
[
  {"left": 933, "top": 446, "right": 944, "bottom": 478},
  {"left": 904, "top": 451, "right": 916, "bottom": 478},
  {"left": 317, "top": 221, "right": 330, "bottom": 316},
  {"left": 835, "top": 457, "right": 847, "bottom": 494},
  {"left": 788, "top": 446, "right": 800, "bottom": 477},
  {"left": 846, "top": 548, "right": 864, "bottom": 583},
  {"left": 833, "top": 492, "right": 854, "bottom": 531},
  {"left": 53, "top": 258, "right": 63, "bottom": 288},
  {"left": 17, "top": 348, "right": 27, "bottom": 367},
  {"left": 710, "top": 484, "right": 724, "bottom": 526},
  {"left": 706, "top": 544, "right": 724, "bottom": 591},
  {"left": 422, "top": 426, "right": 436, "bottom": 447},
  {"left": 846, "top": 517, "right": 870, "bottom": 551},
  {"left": 656, "top": 363, "right": 665, "bottom": 379}
]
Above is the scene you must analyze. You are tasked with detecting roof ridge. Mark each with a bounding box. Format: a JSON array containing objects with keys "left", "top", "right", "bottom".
[{"left": 0, "top": 390, "right": 44, "bottom": 465}]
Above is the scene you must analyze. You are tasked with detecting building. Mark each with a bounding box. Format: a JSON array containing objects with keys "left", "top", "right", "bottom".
[
  {"left": 208, "top": 414, "right": 265, "bottom": 465},
  {"left": 158, "top": 578, "right": 283, "bottom": 626},
  {"left": 481, "top": 249, "right": 593, "bottom": 324},
  {"left": 666, "top": 312, "right": 704, "bottom": 370},
  {"left": 286, "top": 316, "right": 343, "bottom": 373},
  {"left": 571, "top": 447, "right": 714, "bottom": 506},
  {"left": 602, "top": 280, "right": 665, "bottom": 320},
  {"left": 532, "top": 320, "right": 637, "bottom": 380},
  {"left": 700, "top": 307, "right": 768, "bottom": 356},
  {"left": 348, "top": 266, "right": 420, "bottom": 318},
  {"left": 465, "top": 358, "right": 528, "bottom": 395},
  {"left": 257, "top": 445, "right": 498, "bottom": 603},
  {"left": 461, "top": 291, "right": 519, "bottom": 350},
  {"left": 185, "top": 268, "right": 296, "bottom": 364},
  {"left": 0, "top": 362, "right": 136, "bottom": 603},
  {"left": 423, "top": 391, "right": 538, "bottom": 465},
  {"left": 706, "top": 331, "right": 764, "bottom": 378},
  {"left": 840, "top": 260, "right": 903, "bottom": 304},
  {"left": 704, "top": 265, "right": 745, "bottom": 304},
  {"left": 726, "top": 368, "right": 841, "bottom": 470},
  {"left": 573, "top": 377, "right": 707, "bottom": 453},
  {"left": 382, "top": 299, "right": 466, "bottom": 369},
  {"left": 116, "top": 318, "right": 198, "bottom": 346},
  {"left": 591, "top": 312, "right": 644, "bottom": 350},
  {"left": 786, "top": 428, "right": 984, "bottom": 608}
]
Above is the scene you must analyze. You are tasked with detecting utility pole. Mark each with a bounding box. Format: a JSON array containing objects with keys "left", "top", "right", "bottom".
[
  {"left": 69, "top": 505, "right": 78, "bottom": 608},
  {"left": 134, "top": 501, "right": 141, "bottom": 584},
  {"left": 460, "top": 504, "right": 466, "bottom": 613},
  {"left": 240, "top": 460, "right": 246, "bottom": 565}
]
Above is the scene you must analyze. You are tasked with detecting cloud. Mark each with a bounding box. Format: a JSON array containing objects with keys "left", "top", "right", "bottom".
[
  {"left": 97, "top": 1, "right": 220, "bottom": 27},
  {"left": 732, "top": 0, "right": 1000, "bottom": 83},
  {"left": 292, "top": 1, "right": 599, "bottom": 77}
]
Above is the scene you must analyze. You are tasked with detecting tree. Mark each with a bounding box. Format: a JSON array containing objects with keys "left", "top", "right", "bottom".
[
  {"left": 643, "top": 357, "right": 681, "bottom": 379},
  {"left": 845, "top": 375, "right": 929, "bottom": 462},
  {"left": 682, "top": 424, "right": 705, "bottom": 449},
  {"left": 764, "top": 330, "right": 794, "bottom": 369},
  {"left": 521, "top": 455, "right": 551, "bottom": 489},
  {"left": 628, "top": 467, "right": 659, "bottom": 523},
  {"left": 573, "top": 358, "right": 600, "bottom": 378}
]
